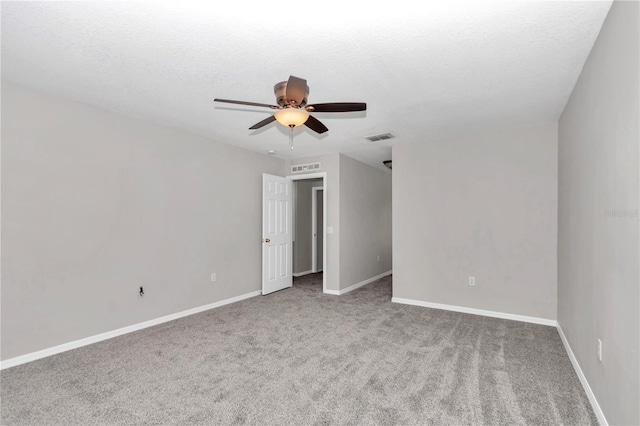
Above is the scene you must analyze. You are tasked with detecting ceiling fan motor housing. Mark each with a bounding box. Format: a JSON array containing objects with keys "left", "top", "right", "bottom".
[{"left": 274, "top": 81, "right": 308, "bottom": 107}]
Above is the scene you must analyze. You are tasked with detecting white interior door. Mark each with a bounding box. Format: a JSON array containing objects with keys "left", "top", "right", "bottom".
[{"left": 262, "top": 173, "right": 292, "bottom": 295}]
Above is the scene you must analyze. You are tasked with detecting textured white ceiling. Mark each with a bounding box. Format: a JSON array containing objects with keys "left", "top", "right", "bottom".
[{"left": 1, "top": 1, "right": 612, "bottom": 171}]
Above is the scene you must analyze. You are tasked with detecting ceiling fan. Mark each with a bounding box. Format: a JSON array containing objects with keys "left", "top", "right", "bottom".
[{"left": 214, "top": 75, "right": 366, "bottom": 135}]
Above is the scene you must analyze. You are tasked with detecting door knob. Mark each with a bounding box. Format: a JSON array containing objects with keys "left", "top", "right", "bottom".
[{"left": 263, "top": 238, "right": 270, "bottom": 243}]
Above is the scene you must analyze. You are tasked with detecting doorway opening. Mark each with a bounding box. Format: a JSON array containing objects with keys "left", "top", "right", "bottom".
[{"left": 289, "top": 172, "right": 327, "bottom": 293}]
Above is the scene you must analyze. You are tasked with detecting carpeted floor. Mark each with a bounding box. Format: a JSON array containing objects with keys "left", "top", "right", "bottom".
[{"left": 1, "top": 273, "right": 596, "bottom": 425}]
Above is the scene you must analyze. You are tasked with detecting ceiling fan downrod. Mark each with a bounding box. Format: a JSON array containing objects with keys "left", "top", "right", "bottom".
[{"left": 289, "top": 125, "right": 295, "bottom": 150}]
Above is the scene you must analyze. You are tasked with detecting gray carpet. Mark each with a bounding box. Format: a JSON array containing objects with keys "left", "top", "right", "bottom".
[{"left": 1, "top": 273, "right": 596, "bottom": 425}]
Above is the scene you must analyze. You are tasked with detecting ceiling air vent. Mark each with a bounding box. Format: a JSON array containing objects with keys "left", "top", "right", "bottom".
[
  {"left": 365, "top": 133, "right": 395, "bottom": 142},
  {"left": 291, "top": 162, "right": 321, "bottom": 173}
]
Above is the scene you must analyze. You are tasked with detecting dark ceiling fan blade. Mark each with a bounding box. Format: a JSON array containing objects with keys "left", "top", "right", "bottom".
[
  {"left": 214, "top": 98, "right": 279, "bottom": 109},
  {"left": 249, "top": 115, "right": 277, "bottom": 130},
  {"left": 285, "top": 76, "right": 308, "bottom": 106},
  {"left": 306, "top": 102, "right": 367, "bottom": 112},
  {"left": 304, "top": 115, "right": 329, "bottom": 134}
]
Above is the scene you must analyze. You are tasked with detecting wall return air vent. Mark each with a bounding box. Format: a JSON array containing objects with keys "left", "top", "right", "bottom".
[
  {"left": 291, "top": 162, "right": 321, "bottom": 173},
  {"left": 365, "top": 133, "right": 395, "bottom": 142}
]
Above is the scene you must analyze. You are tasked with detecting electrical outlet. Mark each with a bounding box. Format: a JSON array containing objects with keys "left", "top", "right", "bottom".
[
  {"left": 468, "top": 276, "right": 475, "bottom": 286},
  {"left": 211, "top": 273, "right": 217, "bottom": 282},
  {"left": 377, "top": 255, "right": 380, "bottom": 262},
  {"left": 597, "top": 338, "right": 602, "bottom": 361}
]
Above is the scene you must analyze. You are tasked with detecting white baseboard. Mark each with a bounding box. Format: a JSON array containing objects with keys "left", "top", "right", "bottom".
[
  {"left": 292, "top": 270, "right": 313, "bottom": 277},
  {"left": 556, "top": 325, "right": 608, "bottom": 426},
  {"left": 391, "top": 297, "right": 557, "bottom": 327},
  {"left": 326, "top": 270, "right": 392, "bottom": 296},
  {"left": 0, "top": 290, "right": 261, "bottom": 370}
]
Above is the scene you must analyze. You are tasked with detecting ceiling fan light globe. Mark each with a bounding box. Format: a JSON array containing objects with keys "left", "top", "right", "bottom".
[{"left": 274, "top": 108, "right": 309, "bottom": 127}]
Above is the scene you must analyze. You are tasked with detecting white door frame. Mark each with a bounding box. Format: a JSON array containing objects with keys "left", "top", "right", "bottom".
[
  {"left": 311, "top": 186, "right": 323, "bottom": 273},
  {"left": 287, "top": 172, "right": 327, "bottom": 293}
]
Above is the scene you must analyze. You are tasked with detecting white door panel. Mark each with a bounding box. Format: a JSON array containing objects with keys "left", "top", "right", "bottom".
[{"left": 262, "top": 174, "right": 292, "bottom": 295}]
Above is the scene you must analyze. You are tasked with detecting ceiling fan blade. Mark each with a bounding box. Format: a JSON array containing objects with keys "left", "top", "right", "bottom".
[
  {"left": 306, "top": 102, "right": 367, "bottom": 112},
  {"left": 304, "top": 115, "right": 329, "bottom": 134},
  {"left": 214, "top": 98, "right": 279, "bottom": 109},
  {"left": 249, "top": 115, "right": 277, "bottom": 130},
  {"left": 285, "top": 76, "right": 308, "bottom": 106}
]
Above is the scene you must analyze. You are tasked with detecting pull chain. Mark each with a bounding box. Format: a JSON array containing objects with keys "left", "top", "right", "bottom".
[{"left": 289, "top": 125, "right": 294, "bottom": 150}]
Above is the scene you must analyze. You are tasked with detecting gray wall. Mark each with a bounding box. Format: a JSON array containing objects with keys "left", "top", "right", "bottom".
[
  {"left": 393, "top": 124, "right": 558, "bottom": 320},
  {"left": 339, "top": 154, "right": 392, "bottom": 289},
  {"left": 1, "top": 83, "right": 286, "bottom": 361},
  {"left": 558, "top": 1, "right": 639, "bottom": 424},
  {"left": 293, "top": 178, "right": 322, "bottom": 274}
]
